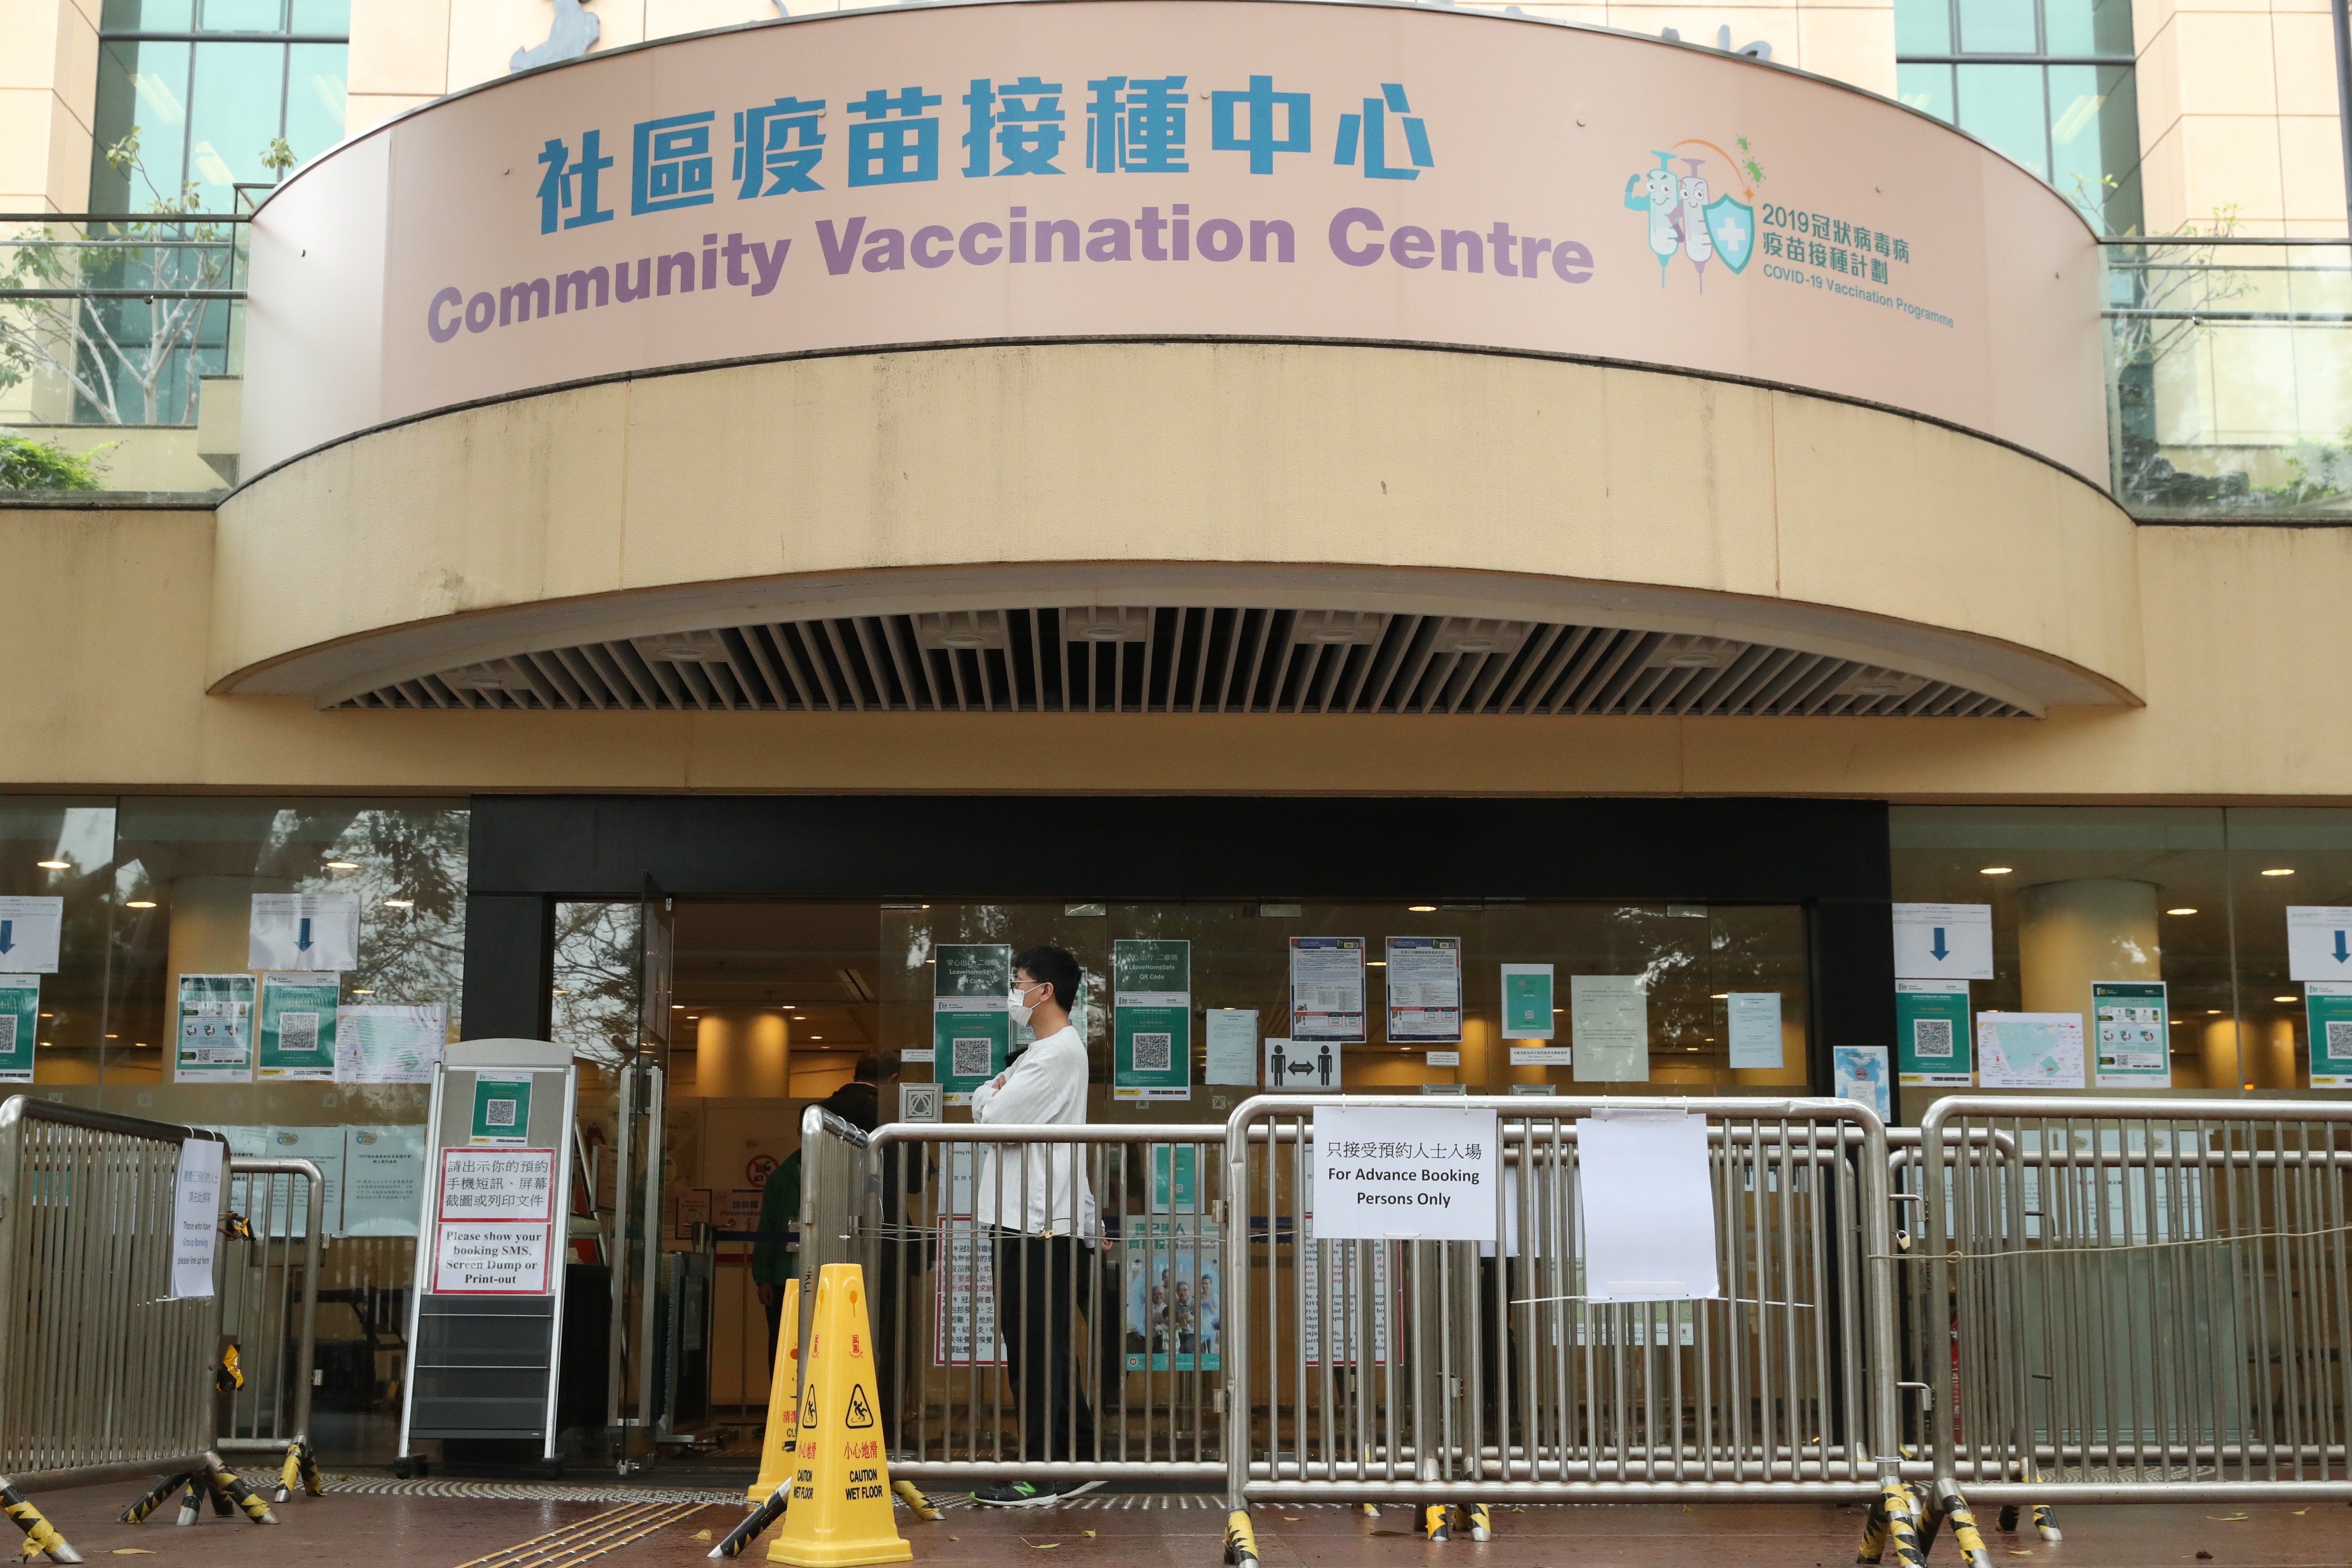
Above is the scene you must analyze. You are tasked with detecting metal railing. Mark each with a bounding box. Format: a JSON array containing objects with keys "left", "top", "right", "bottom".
[
  {"left": 0, "top": 1097, "right": 279, "bottom": 1563},
  {"left": 217, "top": 1158, "right": 323, "bottom": 1501},
  {"left": 1917, "top": 1097, "right": 2352, "bottom": 1504},
  {"left": 0, "top": 214, "right": 248, "bottom": 439},
  {"left": 2103, "top": 235, "right": 2352, "bottom": 520}
]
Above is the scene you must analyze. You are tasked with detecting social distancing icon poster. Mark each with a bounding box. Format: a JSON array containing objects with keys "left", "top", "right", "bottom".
[{"left": 767, "top": 1264, "right": 911, "bottom": 1566}]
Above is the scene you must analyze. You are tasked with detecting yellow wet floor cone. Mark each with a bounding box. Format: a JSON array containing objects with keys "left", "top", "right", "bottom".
[
  {"left": 766, "top": 1264, "right": 910, "bottom": 1568},
  {"left": 747, "top": 1279, "right": 805, "bottom": 1507}
]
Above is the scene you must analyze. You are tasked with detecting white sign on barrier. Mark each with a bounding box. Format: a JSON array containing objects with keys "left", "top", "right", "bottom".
[
  {"left": 170, "top": 1137, "right": 224, "bottom": 1299},
  {"left": 933, "top": 1219, "right": 1003, "bottom": 1366},
  {"left": 432, "top": 1221, "right": 554, "bottom": 1294},
  {"left": 1311, "top": 1103, "right": 1498, "bottom": 1242},
  {"left": 1576, "top": 1111, "right": 1720, "bottom": 1303}
]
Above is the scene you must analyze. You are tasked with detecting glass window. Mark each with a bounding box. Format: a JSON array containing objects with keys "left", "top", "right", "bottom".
[
  {"left": 1958, "top": 63, "right": 2052, "bottom": 178},
  {"left": 1896, "top": 0, "right": 1954, "bottom": 56},
  {"left": 1897, "top": 0, "right": 2142, "bottom": 234},
  {"left": 1959, "top": 0, "right": 2040, "bottom": 52},
  {"left": 1899, "top": 62, "right": 1957, "bottom": 123},
  {"left": 93, "top": 0, "right": 348, "bottom": 212},
  {"left": 0, "top": 799, "right": 120, "bottom": 1096}
]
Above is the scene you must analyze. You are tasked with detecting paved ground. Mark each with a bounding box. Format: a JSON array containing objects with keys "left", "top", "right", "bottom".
[{"left": 16, "top": 1477, "right": 2352, "bottom": 1567}]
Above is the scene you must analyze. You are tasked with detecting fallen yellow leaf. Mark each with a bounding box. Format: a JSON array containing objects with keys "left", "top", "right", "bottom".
[
  {"left": 1029, "top": 1544, "right": 1059, "bottom": 1551},
  {"left": 2208, "top": 1513, "right": 2251, "bottom": 1521},
  {"left": 691, "top": 1530, "right": 712, "bottom": 1540},
  {"left": 111, "top": 1552, "right": 154, "bottom": 1556},
  {"left": 1081, "top": 1531, "right": 1096, "bottom": 1539}
]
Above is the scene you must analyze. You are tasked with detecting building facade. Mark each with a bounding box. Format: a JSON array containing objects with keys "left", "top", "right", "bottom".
[{"left": 3, "top": 0, "right": 2352, "bottom": 1465}]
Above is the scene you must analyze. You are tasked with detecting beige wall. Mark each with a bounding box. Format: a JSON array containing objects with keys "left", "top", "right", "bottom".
[
  {"left": 1, "top": 496, "right": 2349, "bottom": 799},
  {"left": 208, "top": 344, "right": 2140, "bottom": 715},
  {"left": 0, "top": 0, "right": 96, "bottom": 212},
  {"left": 2135, "top": 0, "right": 2349, "bottom": 235},
  {"left": 345, "top": 0, "right": 1894, "bottom": 141}
]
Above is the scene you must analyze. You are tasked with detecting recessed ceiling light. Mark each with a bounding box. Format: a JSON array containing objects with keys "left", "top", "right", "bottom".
[
  {"left": 1711, "top": 993, "right": 1729, "bottom": 1000},
  {"left": 811, "top": 1035, "right": 823, "bottom": 1040},
  {"left": 2263, "top": 867, "right": 2295, "bottom": 876},
  {"left": 655, "top": 644, "right": 710, "bottom": 661},
  {"left": 2166, "top": 907, "right": 2197, "bottom": 916},
  {"left": 935, "top": 632, "right": 989, "bottom": 649},
  {"left": 1979, "top": 866, "right": 2012, "bottom": 875},
  {"left": 352, "top": 988, "right": 374, "bottom": 995},
  {"left": 2207, "top": 1009, "right": 2223, "bottom": 1015},
  {"left": 35, "top": 859, "right": 67, "bottom": 870},
  {"left": 1408, "top": 904, "right": 1436, "bottom": 913},
  {"left": 325, "top": 860, "right": 358, "bottom": 870},
  {"left": 383, "top": 898, "right": 413, "bottom": 908},
  {"left": 1366, "top": 960, "right": 1386, "bottom": 967},
  {"left": 2275, "top": 995, "right": 2297, "bottom": 1003},
  {"left": 125, "top": 900, "right": 156, "bottom": 909}
]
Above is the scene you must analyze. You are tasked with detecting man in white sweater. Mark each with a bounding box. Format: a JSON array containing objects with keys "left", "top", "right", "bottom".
[{"left": 968, "top": 943, "right": 1102, "bottom": 1507}]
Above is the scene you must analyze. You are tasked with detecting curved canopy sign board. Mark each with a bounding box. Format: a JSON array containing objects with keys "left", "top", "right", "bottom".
[{"left": 241, "top": 0, "right": 2104, "bottom": 482}]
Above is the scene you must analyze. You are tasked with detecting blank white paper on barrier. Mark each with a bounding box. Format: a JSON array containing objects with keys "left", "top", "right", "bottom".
[
  {"left": 171, "top": 1137, "right": 224, "bottom": 1299},
  {"left": 1576, "top": 1111, "right": 1719, "bottom": 1303}
]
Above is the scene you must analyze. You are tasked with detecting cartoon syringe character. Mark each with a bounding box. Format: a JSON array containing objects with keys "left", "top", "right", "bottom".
[
  {"left": 1623, "top": 151, "right": 1679, "bottom": 286},
  {"left": 1678, "top": 158, "right": 1712, "bottom": 289}
]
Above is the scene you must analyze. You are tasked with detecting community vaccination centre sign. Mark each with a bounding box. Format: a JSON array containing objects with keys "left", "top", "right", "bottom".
[{"left": 243, "top": 0, "right": 2102, "bottom": 476}]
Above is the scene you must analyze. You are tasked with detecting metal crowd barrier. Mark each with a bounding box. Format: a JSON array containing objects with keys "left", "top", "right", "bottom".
[
  {"left": 1220, "top": 1095, "right": 1901, "bottom": 1510},
  {"left": 1917, "top": 1096, "right": 2352, "bottom": 1506},
  {"left": 0, "top": 1098, "right": 280, "bottom": 1564},
  {"left": 217, "top": 1158, "right": 324, "bottom": 1501},
  {"left": 784, "top": 1090, "right": 2352, "bottom": 1557}
]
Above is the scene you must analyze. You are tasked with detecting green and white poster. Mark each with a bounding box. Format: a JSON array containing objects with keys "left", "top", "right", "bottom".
[
  {"left": 1152, "top": 1144, "right": 1200, "bottom": 1213},
  {"left": 257, "top": 973, "right": 340, "bottom": 1082},
  {"left": 1503, "top": 962, "right": 1568, "bottom": 1066},
  {"left": 2092, "top": 979, "right": 2170, "bottom": 1087},
  {"left": 2307, "top": 982, "right": 2352, "bottom": 1087},
  {"left": 1113, "top": 938, "right": 1191, "bottom": 1102},
  {"left": 470, "top": 1072, "right": 535, "bottom": 1145},
  {"left": 0, "top": 975, "right": 34, "bottom": 1084},
  {"left": 935, "top": 943, "right": 1012, "bottom": 1106},
  {"left": 1896, "top": 979, "right": 1972, "bottom": 1085},
  {"left": 175, "top": 973, "right": 255, "bottom": 1083}
]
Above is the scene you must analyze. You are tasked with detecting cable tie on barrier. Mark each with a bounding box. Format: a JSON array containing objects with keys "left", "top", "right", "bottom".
[{"left": 1868, "top": 1216, "right": 2352, "bottom": 1263}]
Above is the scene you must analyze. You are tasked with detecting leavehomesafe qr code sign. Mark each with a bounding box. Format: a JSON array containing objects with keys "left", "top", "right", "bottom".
[
  {"left": 245, "top": 1, "right": 2102, "bottom": 480},
  {"left": 1311, "top": 1103, "right": 1498, "bottom": 1243}
]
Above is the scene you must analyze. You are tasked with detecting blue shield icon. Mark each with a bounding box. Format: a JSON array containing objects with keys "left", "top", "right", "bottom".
[{"left": 1705, "top": 195, "right": 1757, "bottom": 274}]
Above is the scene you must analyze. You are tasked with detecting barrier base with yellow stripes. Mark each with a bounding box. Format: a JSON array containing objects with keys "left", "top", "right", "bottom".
[{"left": 2, "top": 1479, "right": 82, "bottom": 1565}]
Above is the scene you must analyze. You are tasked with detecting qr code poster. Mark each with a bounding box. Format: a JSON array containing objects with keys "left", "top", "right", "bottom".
[
  {"left": 1895, "top": 980, "right": 1972, "bottom": 1086},
  {"left": 1115, "top": 1005, "right": 1191, "bottom": 1101},
  {"left": 255, "top": 973, "right": 340, "bottom": 1082},
  {"left": 470, "top": 1073, "right": 537, "bottom": 1145},
  {"left": 2307, "top": 983, "right": 2352, "bottom": 1087}
]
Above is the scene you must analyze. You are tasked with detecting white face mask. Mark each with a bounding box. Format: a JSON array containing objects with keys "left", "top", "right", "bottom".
[{"left": 1008, "top": 982, "right": 1039, "bottom": 1029}]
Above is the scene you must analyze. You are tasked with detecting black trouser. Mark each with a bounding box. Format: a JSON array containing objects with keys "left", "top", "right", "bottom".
[{"left": 994, "top": 1232, "right": 1099, "bottom": 1462}]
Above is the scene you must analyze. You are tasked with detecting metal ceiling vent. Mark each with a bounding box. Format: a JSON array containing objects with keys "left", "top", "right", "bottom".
[{"left": 340, "top": 607, "right": 2026, "bottom": 717}]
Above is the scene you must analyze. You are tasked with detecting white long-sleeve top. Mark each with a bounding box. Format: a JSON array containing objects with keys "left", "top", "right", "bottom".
[{"left": 968, "top": 1023, "right": 1096, "bottom": 1237}]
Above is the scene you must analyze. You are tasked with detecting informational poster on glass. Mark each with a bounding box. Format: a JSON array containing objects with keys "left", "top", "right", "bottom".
[
  {"left": 1571, "top": 974, "right": 1648, "bottom": 1081},
  {"left": 1300, "top": 1166, "right": 1393, "bottom": 1367},
  {"left": 2092, "top": 980, "right": 2170, "bottom": 1087},
  {"left": 1152, "top": 1144, "right": 1200, "bottom": 1213},
  {"left": 1977, "top": 1012, "right": 2085, "bottom": 1089},
  {"left": 2307, "top": 983, "right": 2352, "bottom": 1087},
  {"left": 0, "top": 897, "right": 62, "bottom": 974},
  {"left": 469, "top": 1073, "right": 536, "bottom": 1146},
  {"left": 1724, "top": 992, "right": 1783, "bottom": 1069},
  {"left": 1501, "top": 963, "right": 1562, "bottom": 1066},
  {"left": 1290, "top": 937, "right": 1367, "bottom": 1043},
  {"left": 248, "top": 891, "right": 361, "bottom": 972},
  {"left": 337, "top": 1003, "right": 446, "bottom": 1084},
  {"left": 343, "top": 1125, "right": 427, "bottom": 1236},
  {"left": 1896, "top": 980, "right": 1972, "bottom": 1085},
  {"left": 1891, "top": 903, "right": 1995, "bottom": 981},
  {"left": 2285, "top": 906, "right": 2352, "bottom": 982},
  {"left": 934, "top": 942, "right": 1012, "bottom": 1106},
  {"left": 933, "top": 1220, "right": 1003, "bottom": 1366},
  {"left": 256, "top": 973, "right": 340, "bottom": 1082},
  {"left": 1112, "top": 938, "right": 1191, "bottom": 1101},
  {"left": 1264, "top": 1035, "right": 1338, "bottom": 1091},
  {"left": 174, "top": 973, "right": 255, "bottom": 1082},
  {"left": 1384, "top": 936, "right": 1463, "bottom": 1042},
  {"left": 1204, "top": 1008, "right": 1258, "bottom": 1086},
  {"left": 0, "top": 974, "right": 33, "bottom": 1084},
  {"left": 1831, "top": 1045, "right": 1891, "bottom": 1120},
  {"left": 265, "top": 1125, "right": 349, "bottom": 1234},
  {"left": 1125, "top": 1217, "right": 1221, "bottom": 1372}
]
